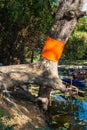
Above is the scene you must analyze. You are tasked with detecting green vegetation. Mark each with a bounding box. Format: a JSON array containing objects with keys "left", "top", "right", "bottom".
[
  {"left": 63, "top": 17, "right": 87, "bottom": 63},
  {"left": 0, "top": 110, "right": 17, "bottom": 130},
  {"left": 0, "top": 0, "right": 53, "bottom": 65},
  {"left": 0, "top": 1, "right": 87, "bottom": 65},
  {"left": 59, "top": 60, "right": 87, "bottom": 65}
]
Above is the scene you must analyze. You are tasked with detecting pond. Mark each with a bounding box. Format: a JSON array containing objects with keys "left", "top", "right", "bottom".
[
  {"left": 47, "top": 97, "right": 87, "bottom": 130},
  {"left": 47, "top": 67, "right": 87, "bottom": 130}
]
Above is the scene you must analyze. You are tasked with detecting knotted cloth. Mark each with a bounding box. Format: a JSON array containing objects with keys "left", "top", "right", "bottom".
[{"left": 41, "top": 36, "right": 65, "bottom": 61}]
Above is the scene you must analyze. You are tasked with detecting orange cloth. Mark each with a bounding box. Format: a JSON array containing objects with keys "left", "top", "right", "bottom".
[{"left": 41, "top": 36, "right": 65, "bottom": 61}]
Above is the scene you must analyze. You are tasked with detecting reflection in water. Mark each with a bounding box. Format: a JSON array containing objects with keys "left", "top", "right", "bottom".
[
  {"left": 75, "top": 101, "right": 87, "bottom": 120},
  {"left": 49, "top": 67, "right": 87, "bottom": 130},
  {"left": 48, "top": 98, "right": 87, "bottom": 130},
  {"left": 71, "top": 100, "right": 87, "bottom": 130}
]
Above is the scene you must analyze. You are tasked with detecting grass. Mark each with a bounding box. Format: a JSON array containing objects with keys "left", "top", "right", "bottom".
[
  {"left": 0, "top": 110, "right": 17, "bottom": 130},
  {"left": 59, "top": 60, "right": 87, "bottom": 65}
]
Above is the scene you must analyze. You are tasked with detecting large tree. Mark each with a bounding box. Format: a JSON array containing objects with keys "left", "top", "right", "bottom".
[{"left": 0, "top": 0, "right": 87, "bottom": 110}]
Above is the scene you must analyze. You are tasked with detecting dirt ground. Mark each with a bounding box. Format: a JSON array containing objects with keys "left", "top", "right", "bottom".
[{"left": 0, "top": 95, "right": 50, "bottom": 130}]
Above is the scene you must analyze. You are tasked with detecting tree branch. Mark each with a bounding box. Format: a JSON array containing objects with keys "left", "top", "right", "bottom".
[
  {"left": 62, "top": 9, "right": 87, "bottom": 20},
  {"left": 0, "top": 63, "right": 66, "bottom": 92},
  {"left": 76, "top": 10, "right": 87, "bottom": 19}
]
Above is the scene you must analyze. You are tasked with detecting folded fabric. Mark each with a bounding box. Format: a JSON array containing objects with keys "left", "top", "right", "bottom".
[{"left": 41, "top": 36, "right": 65, "bottom": 61}]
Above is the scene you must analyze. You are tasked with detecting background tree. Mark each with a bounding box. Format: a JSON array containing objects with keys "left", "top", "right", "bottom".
[
  {"left": 0, "top": 0, "right": 53, "bottom": 65},
  {"left": 63, "top": 17, "right": 87, "bottom": 61}
]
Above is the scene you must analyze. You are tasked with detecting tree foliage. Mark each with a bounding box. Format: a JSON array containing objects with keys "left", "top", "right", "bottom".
[
  {"left": 63, "top": 17, "right": 87, "bottom": 61},
  {"left": 0, "top": 0, "right": 53, "bottom": 65},
  {"left": 0, "top": 0, "right": 87, "bottom": 65}
]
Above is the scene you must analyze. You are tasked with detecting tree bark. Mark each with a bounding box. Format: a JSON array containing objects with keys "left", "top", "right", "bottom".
[
  {"left": 37, "top": 0, "right": 87, "bottom": 110},
  {"left": 0, "top": 0, "right": 87, "bottom": 110}
]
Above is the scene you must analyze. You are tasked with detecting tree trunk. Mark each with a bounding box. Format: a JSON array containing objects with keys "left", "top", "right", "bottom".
[
  {"left": 0, "top": 0, "right": 86, "bottom": 110},
  {"left": 37, "top": 0, "right": 86, "bottom": 110}
]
